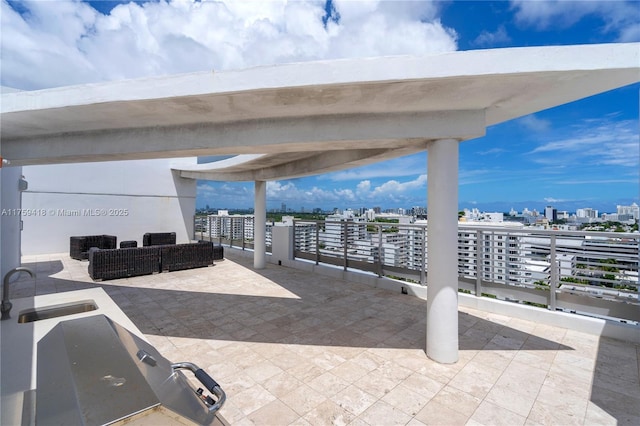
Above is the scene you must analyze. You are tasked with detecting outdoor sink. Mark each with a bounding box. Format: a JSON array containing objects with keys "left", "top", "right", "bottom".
[{"left": 17, "top": 300, "right": 98, "bottom": 323}]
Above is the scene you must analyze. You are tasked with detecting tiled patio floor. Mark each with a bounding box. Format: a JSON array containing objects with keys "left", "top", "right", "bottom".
[{"left": 13, "top": 251, "right": 640, "bottom": 425}]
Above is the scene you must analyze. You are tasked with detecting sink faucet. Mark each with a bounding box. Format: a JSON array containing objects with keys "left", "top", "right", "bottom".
[{"left": 2, "top": 267, "right": 36, "bottom": 320}]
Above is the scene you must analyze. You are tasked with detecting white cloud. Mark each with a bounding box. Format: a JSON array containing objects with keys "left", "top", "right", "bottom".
[
  {"left": 356, "top": 180, "right": 371, "bottom": 194},
  {"left": 556, "top": 179, "right": 638, "bottom": 185},
  {"left": 261, "top": 174, "right": 427, "bottom": 207},
  {"left": 266, "top": 180, "right": 349, "bottom": 206},
  {"left": 326, "top": 153, "right": 426, "bottom": 181},
  {"left": 517, "top": 114, "right": 551, "bottom": 133},
  {"left": 511, "top": 0, "right": 597, "bottom": 29},
  {"left": 371, "top": 174, "right": 426, "bottom": 197},
  {"left": 528, "top": 118, "right": 639, "bottom": 168},
  {"left": 197, "top": 181, "right": 255, "bottom": 207},
  {"left": 510, "top": 0, "right": 640, "bottom": 41},
  {"left": 458, "top": 168, "right": 495, "bottom": 186},
  {"left": 1, "top": 0, "right": 457, "bottom": 90},
  {"left": 476, "top": 148, "right": 506, "bottom": 156},
  {"left": 473, "top": 25, "right": 511, "bottom": 47},
  {"left": 618, "top": 22, "right": 640, "bottom": 42},
  {"left": 544, "top": 197, "right": 566, "bottom": 203}
]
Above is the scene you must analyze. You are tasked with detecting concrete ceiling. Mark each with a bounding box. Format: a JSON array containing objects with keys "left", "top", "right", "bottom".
[{"left": 1, "top": 43, "right": 638, "bottom": 181}]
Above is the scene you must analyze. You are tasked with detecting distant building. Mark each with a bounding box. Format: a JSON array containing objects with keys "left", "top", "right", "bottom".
[
  {"left": 292, "top": 220, "right": 317, "bottom": 252},
  {"left": 462, "top": 209, "right": 503, "bottom": 223},
  {"left": 207, "top": 212, "right": 254, "bottom": 240},
  {"left": 411, "top": 206, "right": 427, "bottom": 218},
  {"left": 364, "top": 209, "right": 376, "bottom": 221},
  {"left": 321, "top": 214, "right": 366, "bottom": 251},
  {"left": 617, "top": 203, "right": 639, "bottom": 221},
  {"left": 544, "top": 206, "right": 557, "bottom": 222},
  {"left": 577, "top": 208, "right": 598, "bottom": 219},
  {"left": 484, "top": 212, "right": 504, "bottom": 223}
]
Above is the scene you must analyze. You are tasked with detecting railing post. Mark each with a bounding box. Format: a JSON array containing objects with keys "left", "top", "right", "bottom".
[
  {"left": 377, "top": 224, "right": 383, "bottom": 278},
  {"left": 549, "top": 234, "right": 558, "bottom": 311},
  {"left": 476, "top": 230, "right": 483, "bottom": 297},
  {"left": 242, "top": 217, "right": 246, "bottom": 250},
  {"left": 343, "top": 220, "right": 348, "bottom": 271},
  {"left": 421, "top": 225, "right": 426, "bottom": 286},
  {"left": 315, "top": 222, "right": 320, "bottom": 265},
  {"left": 208, "top": 215, "right": 212, "bottom": 242},
  {"left": 229, "top": 217, "right": 234, "bottom": 248}
]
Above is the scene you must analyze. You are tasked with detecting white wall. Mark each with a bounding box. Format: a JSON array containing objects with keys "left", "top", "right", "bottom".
[
  {"left": 20, "top": 158, "right": 197, "bottom": 255},
  {"left": 1, "top": 166, "right": 23, "bottom": 278}
]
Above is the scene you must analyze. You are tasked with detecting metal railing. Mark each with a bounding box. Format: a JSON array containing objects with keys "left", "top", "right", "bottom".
[
  {"left": 292, "top": 220, "right": 639, "bottom": 324},
  {"left": 194, "top": 215, "right": 272, "bottom": 253},
  {"left": 194, "top": 215, "right": 639, "bottom": 324}
]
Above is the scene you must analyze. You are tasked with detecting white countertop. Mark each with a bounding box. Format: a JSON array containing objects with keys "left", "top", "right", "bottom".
[{"left": 0, "top": 288, "right": 146, "bottom": 426}]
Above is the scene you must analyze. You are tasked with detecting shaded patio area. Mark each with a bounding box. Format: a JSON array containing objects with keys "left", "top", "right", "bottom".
[{"left": 13, "top": 250, "right": 640, "bottom": 425}]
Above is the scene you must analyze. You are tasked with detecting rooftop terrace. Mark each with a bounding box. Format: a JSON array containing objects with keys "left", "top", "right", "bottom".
[{"left": 12, "top": 249, "right": 640, "bottom": 425}]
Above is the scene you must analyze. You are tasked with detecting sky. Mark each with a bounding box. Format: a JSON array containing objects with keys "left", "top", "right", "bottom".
[{"left": 2, "top": 0, "right": 639, "bottom": 214}]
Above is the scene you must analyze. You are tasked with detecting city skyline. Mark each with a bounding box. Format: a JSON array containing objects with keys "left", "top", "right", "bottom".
[
  {"left": 2, "top": 1, "right": 638, "bottom": 213},
  {"left": 198, "top": 201, "right": 639, "bottom": 217}
]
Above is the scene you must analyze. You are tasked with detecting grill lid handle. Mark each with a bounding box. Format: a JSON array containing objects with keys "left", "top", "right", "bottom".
[{"left": 172, "top": 362, "right": 226, "bottom": 413}]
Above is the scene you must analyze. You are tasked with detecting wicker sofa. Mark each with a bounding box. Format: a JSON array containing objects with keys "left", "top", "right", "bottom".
[
  {"left": 143, "top": 232, "right": 176, "bottom": 246},
  {"left": 160, "top": 241, "right": 215, "bottom": 272},
  {"left": 70, "top": 235, "right": 117, "bottom": 260},
  {"left": 89, "top": 246, "right": 160, "bottom": 281},
  {"left": 88, "top": 241, "right": 222, "bottom": 281}
]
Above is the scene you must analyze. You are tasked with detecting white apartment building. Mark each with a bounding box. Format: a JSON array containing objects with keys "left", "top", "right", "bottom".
[
  {"left": 577, "top": 208, "right": 599, "bottom": 219},
  {"left": 404, "top": 225, "right": 427, "bottom": 272},
  {"left": 293, "top": 221, "right": 317, "bottom": 252},
  {"left": 617, "top": 203, "right": 639, "bottom": 221},
  {"left": 458, "top": 222, "right": 525, "bottom": 284},
  {"left": 351, "top": 229, "right": 415, "bottom": 269},
  {"left": 319, "top": 215, "right": 367, "bottom": 251},
  {"left": 206, "top": 213, "right": 254, "bottom": 240},
  {"left": 374, "top": 232, "right": 410, "bottom": 268}
]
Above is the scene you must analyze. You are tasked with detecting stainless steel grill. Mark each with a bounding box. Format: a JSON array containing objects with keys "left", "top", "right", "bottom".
[{"left": 35, "top": 314, "right": 227, "bottom": 425}]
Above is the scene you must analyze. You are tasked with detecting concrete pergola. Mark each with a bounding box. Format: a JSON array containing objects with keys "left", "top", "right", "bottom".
[{"left": 2, "top": 43, "right": 638, "bottom": 363}]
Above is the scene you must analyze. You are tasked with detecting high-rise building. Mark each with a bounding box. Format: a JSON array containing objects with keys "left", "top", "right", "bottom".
[
  {"left": 576, "top": 208, "right": 598, "bottom": 219},
  {"left": 544, "top": 206, "right": 557, "bottom": 222},
  {"left": 617, "top": 203, "right": 639, "bottom": 220},
  {"left": 206, "top": 213, "right": 254, "bottom": 240}
]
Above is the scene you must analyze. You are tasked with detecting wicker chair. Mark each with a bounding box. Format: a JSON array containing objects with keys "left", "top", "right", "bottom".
[{"left": 70, "top": 235, "right": 117, "bottom": 260}]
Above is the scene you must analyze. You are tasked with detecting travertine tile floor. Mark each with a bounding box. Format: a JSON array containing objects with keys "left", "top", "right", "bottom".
[{"left": 12, "top": 251, "right": 640, "bottom": 425}]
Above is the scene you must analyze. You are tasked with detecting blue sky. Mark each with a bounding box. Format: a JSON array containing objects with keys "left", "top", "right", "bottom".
[{"left": 2, "top": 0, "right": 639, "bottom": 213}]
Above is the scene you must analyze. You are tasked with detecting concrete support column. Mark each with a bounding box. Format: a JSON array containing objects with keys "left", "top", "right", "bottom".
[
  {"left": 254, "top": 180, "right": 266, "bottom": 269},
  {"left": 426, "top": 138, "right": 459, "bottom": 364}
]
